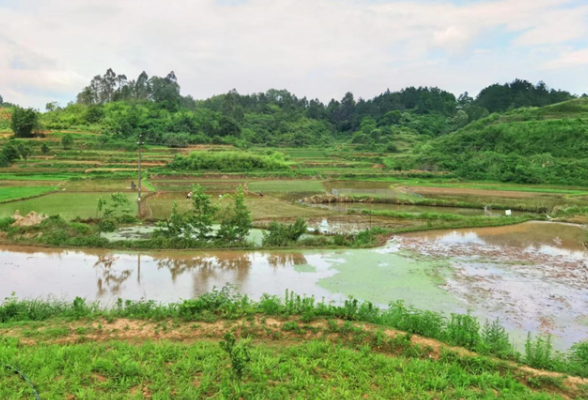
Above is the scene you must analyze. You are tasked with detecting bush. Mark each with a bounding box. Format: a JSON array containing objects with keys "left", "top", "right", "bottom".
[
  {"left": 98, "top": 219, "right": 117, "bottom": 233},
  {"left": 262, "top": 219, "right": 307, "bottom": 247},
  {"left": 62, "top": 133, "right": 74, "bottom": 150},
  {"left": 0, "top": 217, "right": 15, "bottom": 231}
]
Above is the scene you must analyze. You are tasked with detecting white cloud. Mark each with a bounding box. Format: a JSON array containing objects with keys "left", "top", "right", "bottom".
[
  {"left": 0, "top": 0, "right": 587, "bottom": 108},
  {"left": 545, "top": 48, "right": 588, "bottom": 69}
]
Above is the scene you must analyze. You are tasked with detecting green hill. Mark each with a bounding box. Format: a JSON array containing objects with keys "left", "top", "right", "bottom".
[{"left": 404, "top": 98, "right": 588, "bottom": 185}]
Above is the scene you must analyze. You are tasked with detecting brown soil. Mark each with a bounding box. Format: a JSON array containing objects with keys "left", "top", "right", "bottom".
[{"left": 406, "top": 186, "right": 556, "bottom": 198}]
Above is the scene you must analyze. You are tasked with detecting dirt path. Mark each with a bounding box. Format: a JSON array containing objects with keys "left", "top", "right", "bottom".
[{"left": 3, "top": 316, "right": 586, "bottom": 398}]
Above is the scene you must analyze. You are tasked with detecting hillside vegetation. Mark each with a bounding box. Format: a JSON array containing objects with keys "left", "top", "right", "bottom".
[
  {"left": 402, "top": 98, "right": 588, "bottom": 185},
  {"left": 1, "top": 71, "right": 586, "bottom": 185}
]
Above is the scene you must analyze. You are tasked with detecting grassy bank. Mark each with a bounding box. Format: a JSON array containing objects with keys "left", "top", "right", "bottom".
[
  {"left": 3, "top": 328, "right": 582, "bottom": 399},
  {"left": 1, "top": 291, "right": 588, "bottom": 394}
]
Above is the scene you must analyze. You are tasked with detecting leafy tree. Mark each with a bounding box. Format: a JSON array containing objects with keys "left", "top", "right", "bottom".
[
  {"left": 217, "top": 187, "right": 252, "bottom": 243},
  {"left": 41, "top": 143, "right": 50, "bottom": 154},
  {"left": 0, "top": 143, "right": 21, "bottom": 167},
  {"left": 45, "top": 102, "right": 59, "bottom": 112},
  {"left": 0, "top": 94, "right": 4, "bottom": 104},
  {"left": 62, "top": 133, "right": 74, "bottom": 149},
  {"left": 11, "top": 107, "right": 39, "bottom": 138},
  {"left": 16, "top": 142, "right": 32, "bottom": 164},
  {"left": 187, "top": 185, "right": 219, "bottom": 241}
]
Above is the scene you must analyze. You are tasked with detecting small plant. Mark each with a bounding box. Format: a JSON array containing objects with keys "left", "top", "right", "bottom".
[
  {"left": 219, "top": 331, "right": 251, "bottom": 380},
  {"left": 525, "top": 333, "right": 554, "bottom": 369},
  {"left": 62, "top": 133, "right": 74, "bottom": 149},
  {"left": 41, "top": 143, "right": 50, "bottom": 154}
]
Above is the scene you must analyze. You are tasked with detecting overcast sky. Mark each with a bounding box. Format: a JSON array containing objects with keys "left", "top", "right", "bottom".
[{"left": 1, "top": 0, "right": 588, "bottom": 109}]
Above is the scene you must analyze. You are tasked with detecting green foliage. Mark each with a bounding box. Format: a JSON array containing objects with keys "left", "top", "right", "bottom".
[
  {"left": 2, "top": 288, "right": 588, "bottom": 379},
  {"left": 41, "top": 143, "right": 50, "bottom": 154},
  {"left": 168, "top": 151, "right": 289, "bottom": 172},
  {"left": 262, "top": 218, "right": 307, "bottom": 247},
  {"left": 525, "top": 333, "right": 554, "bottom": 370},
  {"left": 188, "top": 185, "right": 219, "bottom": 240},
  {"left": 96, "top": 193, "right": 133, "bottom": 233},
  {"left": 446, "top": 313, "right": 480, "bottom": 349},
  {"left": 97, "top": 193, "right": 132, "bottom": 219},
  {"left": 570, "top": 342, "right": 588, "bottom": 369},
  {"left": 408, "top": 98, "right": 588, "bottom": 185},
  {"left": 219, "top": 331, "right": 251, "bottom": 380},
  {"left": 98, "top": 219, "right": 117, "bottom": 232},
  {"left": 217, "top": 187, "right": 252, "bottom": 243},
  {"left": 0, "top": 330, "right": 567, "bottom": 399},
  {"left": 0, "top": 217, "right": 15, "bottom": 231},
  {"left": 10, "top": 107, "right": 39, "bottom": 138},
  {"left": 62, "top": 133, "right": 74, "bottom": 150},
  {"left": 6, "top": 215, "right": 105, "bottom": 247}
]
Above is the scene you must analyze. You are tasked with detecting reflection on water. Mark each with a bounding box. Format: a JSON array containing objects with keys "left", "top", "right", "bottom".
[
  {"left": 1, "top": 221, "right": 587, "bottom": 349},
  {"left": 0, "top": 246, "right": 335, "bottom": 304}
]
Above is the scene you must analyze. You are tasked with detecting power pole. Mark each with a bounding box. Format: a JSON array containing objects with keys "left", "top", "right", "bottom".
[{"left": 137, "top": 133, "right": 143, "bottom": 216}]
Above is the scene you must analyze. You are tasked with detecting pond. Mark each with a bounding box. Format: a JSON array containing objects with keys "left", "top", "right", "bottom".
[{"left": 1, "top": 221, "right": 586, "bottom": 350}]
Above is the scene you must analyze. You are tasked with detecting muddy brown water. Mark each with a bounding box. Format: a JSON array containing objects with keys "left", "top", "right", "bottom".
[{"left": 1, "top": 221, "right": 587, "bottom": 349}]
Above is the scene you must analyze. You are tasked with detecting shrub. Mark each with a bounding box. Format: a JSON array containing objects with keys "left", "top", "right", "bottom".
[
  {"left": 262, "top": 219, "right": 307, "bottom": 247},
  {"left": 62, "top": 133, "right": 74, "bottom": 150},
  {"left": 0, "top": 217, "right": 15, "bottom": 231},
  {"left": 98, "top": 219, "right": 117, "bottom": 233},
  {"left": 219, "top": 331, "right": 251, "bottom": 380}
]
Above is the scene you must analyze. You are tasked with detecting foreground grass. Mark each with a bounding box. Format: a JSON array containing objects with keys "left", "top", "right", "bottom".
[
  {"left": 0, "top": 331, "right": 577, "bottom": 400},
  {"left": 0, "top": 186, "right": 56, "bottom": 204}
]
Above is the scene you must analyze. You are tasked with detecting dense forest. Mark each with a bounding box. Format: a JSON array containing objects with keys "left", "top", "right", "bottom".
[
  {"left": 1, "top": 68, "right": 576, "bottom": 149},
  {"left": 2, "top": 69, "right": 586, "bottom": 184}
]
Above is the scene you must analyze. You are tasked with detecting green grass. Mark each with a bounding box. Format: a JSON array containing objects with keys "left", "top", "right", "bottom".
[
  {"left": 248, "top": 180, "right": 325, "bottom": 193},
  {"left": 0, "top": 186, "right": 56, "bottom": 203},
  {"left": 0, "top": 174, "right": 76, "bottom": 181},
  {"left": 0, "top": 192, "right": 137, "bottom": 219},
  {"left": 0, "top": 336, "right": 570, "bottom": 400}
]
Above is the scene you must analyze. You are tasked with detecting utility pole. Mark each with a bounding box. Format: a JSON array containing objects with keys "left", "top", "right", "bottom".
[{"left": 137, "top": 133, "right": 143, "bottom": 216}]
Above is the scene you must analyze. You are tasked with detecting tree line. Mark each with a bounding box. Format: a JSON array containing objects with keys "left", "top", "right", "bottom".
[{"left": 0, "top": 70, "right": 579, "bottom": 152}]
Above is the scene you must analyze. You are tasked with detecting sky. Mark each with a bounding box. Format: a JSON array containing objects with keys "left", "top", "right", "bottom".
[{"left": 1, "top": 0, "right": 588, "bottom": 109}]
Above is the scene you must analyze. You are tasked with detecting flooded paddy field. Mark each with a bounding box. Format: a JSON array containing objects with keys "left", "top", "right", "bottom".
[
  {"left": 1, "top": 221, "right": 586, "bottom": 350},
  {"left": 307, "top": 201, "right": 533, "bottom": 217}
]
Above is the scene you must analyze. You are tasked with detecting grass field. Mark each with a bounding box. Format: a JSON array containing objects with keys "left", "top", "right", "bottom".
[
  {"left": 0, "top": 192, "right": 137, "bottom": 219},
  {"left": 0, "top": 186, "right": 56, "bottom": 203},
  {"left": 1, "top": 334, "right": 574, "bottom": 400}
]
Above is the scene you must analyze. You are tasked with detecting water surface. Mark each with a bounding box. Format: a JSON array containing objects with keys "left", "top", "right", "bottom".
[{"left": 1, "top": 221, "right": 587, "bottom": 349}]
